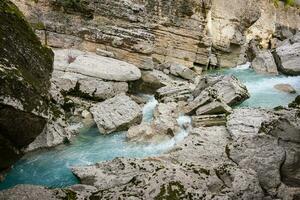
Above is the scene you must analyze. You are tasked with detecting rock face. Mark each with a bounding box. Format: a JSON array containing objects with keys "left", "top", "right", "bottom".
[
  {"left": 227, "top": 107, "right": 300, "bottom": 192},
  {"left": 72, "top": 126, "right": 264, "bottom": 199},
  {"left": 90, "top": 94, "right": 142, "bottom": 134},
  {"left": 52, "top": 70, "right": 129, "bottom": 101},
  {"left": 11, "top": 0, "right": 300, "bottom": 73},
  {"left": 0, "top": 0, "right": 53, "bottom": 172},
  {"left": 274, "top": 32, "right": 300, "bottom": 75}
]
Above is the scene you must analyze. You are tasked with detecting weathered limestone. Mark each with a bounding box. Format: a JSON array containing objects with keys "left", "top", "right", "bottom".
[
  {"left": 226, "top": 108, "right": 274, "bottom": 138},
  {"left": 12, "top": 0, "right": 211, "bottom": 69},
  {"left": 129, "top": 70, "right": 166, "bottom": 94},
  {"left": 51, "top": 70, "right": 129, "bottom": 101},
  {"left": 192, "top": 114, "right": 227, "bottom": 127},
  {"left": 0, "top": 185, "right": 62, "bottom": 200},
  {"left": 195, "top": 100, "right": 232, "bottom": 116},
  {"left": 185, "top": 75, "right": 249, "bottom": 115},
  {"left": 0, "top": 0, "right": 53, "bottom": 172},
  {"left": 273, "top": 32, "right": 300, "bottom": 75},
  {"left": 53, "top": 49, "right": 141, "bottom": 82},
  {"left": 227, "top": 106, "right": 300, "bottom": 191},
  {"left": 155, "top": 84, "right": 193, "bottom": 103},
  {"left": 169, "top": 62, "right": 197, "bottom": 80},
  {"left": 127, "top": 102, "right": 180, "bottom": 142},
  {"left": 90, "top": 94, "right": 142, "bottom": 134},
  {"left": 252, "top": 50, "right": 278, "bottom": 75},
  {"left": 72, "top": 126, "right": 264, "bottom": 199}
]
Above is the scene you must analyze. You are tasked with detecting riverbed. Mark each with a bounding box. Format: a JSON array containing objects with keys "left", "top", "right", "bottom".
[{"left": 0, "top": 67, "right": 299, "bottom": 190}]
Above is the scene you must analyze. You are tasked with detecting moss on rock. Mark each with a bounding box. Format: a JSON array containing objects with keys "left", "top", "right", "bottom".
[{"left": 0, "top": 0, "right": 54, "bottom": 172}]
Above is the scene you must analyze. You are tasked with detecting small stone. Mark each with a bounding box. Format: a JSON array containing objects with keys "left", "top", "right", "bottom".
[
  {"left": 274, "top": 84, "right": 296, "bottom": 94},
  {"left": 81, "top": 110, "right": 92, "bottom": 119}
]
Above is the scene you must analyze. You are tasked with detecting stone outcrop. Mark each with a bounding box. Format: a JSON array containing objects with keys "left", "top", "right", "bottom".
[
  {"left": 72, "top": 126, "right": 264, "bottom": 199},
  {"left": 90, "top": 94, "right": 142, "bottom": 134},
  {"left": 227, "top": 106, "right": 300, "bottom": 192},
  {"left": 1, "top": 101, "right": 300, "bottom": 199},
  {"left": 0, "top": 0, "right": 53, "bottom": 172},
  {"left": 273, "top": 32, "right": 300, "bottom": 75},
  {"left": 0, "top": 185, "right": 62, "bottom": 200}
]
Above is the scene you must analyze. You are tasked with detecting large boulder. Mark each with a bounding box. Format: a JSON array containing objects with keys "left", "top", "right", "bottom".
[
  {"left": 0, "top": 0, "right": 53, "bottom": 172},
  {"left": 129, "top": 70, "right": 166, "bottom": 94},
  {"left": 185, "top": 75, "right": 249, "bottom": 115},
  {"left": 252, "top": 50, "right": 278, "bottom": 75},
  {"left": 273, "top": 32, "right": 300, "bottom": 75},
  {"left": 127, "top": 102, "right": 180, "bottom": 142},
  {"left": 210, "top": 75, "right": 250, "bottom": 106},
  {"left": 51, "top": 70, "right": 128, "bottom": 101},
  {"left": 195, "top": 100, "right": 232, "bottom": 116},
  {"left": 169, "top": 62, "right": 197, "bottom": 80},
  {"left": 90, "top": 94, "right": 142, "bottom": 134},
  {"left": 227, "top": 107, "right": 300, "bottom": 192},
  {"left": 53, "top": 49, "right": 141, "bottom": 82},
  {"left": 155, "top": 83, "right": 194, "bottom": 103}
]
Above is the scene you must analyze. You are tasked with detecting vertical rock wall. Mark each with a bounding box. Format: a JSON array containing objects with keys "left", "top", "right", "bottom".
[
  {"left": 10, "top": 0, "right": 300, "bottom": 70},
  {"left": 0, "top": 0, "right": 54, "bottom": 173}
]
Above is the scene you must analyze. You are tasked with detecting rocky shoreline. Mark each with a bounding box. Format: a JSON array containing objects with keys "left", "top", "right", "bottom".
[{"left": 0, "top": 0, "right": 300, "bottom": 199}]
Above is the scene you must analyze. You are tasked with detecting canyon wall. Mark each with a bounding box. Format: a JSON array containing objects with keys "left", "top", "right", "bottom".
[
  {"left": 0, "top": 0, "right": 53, "bottom": 175},
  {"left": 11, "top": 0, "right": 300, "bottom": 71}
]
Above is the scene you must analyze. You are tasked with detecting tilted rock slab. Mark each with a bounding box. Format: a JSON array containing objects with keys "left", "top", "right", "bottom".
[
  {"left": 53, "top": 49, "right": 141, "bottom": 82},
  {"left": 90, "top": 94, "right": 142, "bottom": 134}
]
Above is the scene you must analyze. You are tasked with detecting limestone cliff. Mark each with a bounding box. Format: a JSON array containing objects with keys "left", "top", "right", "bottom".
[
  {"left": 10, "top": 0, "right": 300, "bottom": 70},
  {"left": 0, "top": 0, "right": 53, "bottom": 174}
]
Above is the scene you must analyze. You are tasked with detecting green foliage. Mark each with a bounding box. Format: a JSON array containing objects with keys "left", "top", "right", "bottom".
[
  {"left": 155, "top": 181, "right": 186, "bottom": 200},
  {"left": 274, "top": 0, "right": 296, "bottom": 7}
]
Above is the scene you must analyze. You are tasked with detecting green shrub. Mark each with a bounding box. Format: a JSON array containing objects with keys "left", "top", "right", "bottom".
[{"left": 274, "top": 0, "right": 295, "bottom": 7}]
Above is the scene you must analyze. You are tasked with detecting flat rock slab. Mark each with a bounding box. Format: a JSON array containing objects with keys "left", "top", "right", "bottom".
[
  {"left": 90, "top": 94, "right": 142, "bottom": 134},
  {"left": 53, "top": 49, "right": 141, "bottom": 82}
]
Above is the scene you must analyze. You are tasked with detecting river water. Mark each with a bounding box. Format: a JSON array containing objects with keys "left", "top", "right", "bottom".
[{"left": 0, "top": 96, "right": 191, "bottom": 190}]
